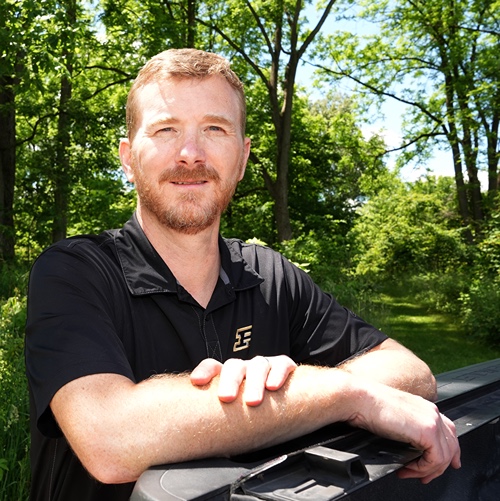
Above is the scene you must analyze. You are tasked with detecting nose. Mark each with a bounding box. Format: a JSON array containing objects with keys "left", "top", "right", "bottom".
[{"left": 175, "top": 131, "right": 206, "bottom": 167}]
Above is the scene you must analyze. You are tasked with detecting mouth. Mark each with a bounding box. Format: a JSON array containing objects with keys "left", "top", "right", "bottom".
[{"left": 171, "top": 181, "right": 207, "bottom": 185}]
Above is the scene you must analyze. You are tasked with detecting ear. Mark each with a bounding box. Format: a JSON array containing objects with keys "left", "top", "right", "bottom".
[
  {"left": 119, "top": 138, "right": 135, "bottom": 184},
  {"left": 238, "top": 137, "right": 251, "bottom": 181}
]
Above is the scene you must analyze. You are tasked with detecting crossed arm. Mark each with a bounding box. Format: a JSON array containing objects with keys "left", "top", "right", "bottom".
[{"left": 50, "top": 338, "right": 460, "bottom": 486}]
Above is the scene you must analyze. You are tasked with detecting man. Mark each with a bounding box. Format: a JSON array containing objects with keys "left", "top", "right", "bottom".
[{"left": 25, "top": 49, "right": 460, "bottom": 501}]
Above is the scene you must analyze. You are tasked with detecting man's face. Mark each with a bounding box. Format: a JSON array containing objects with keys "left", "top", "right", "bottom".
[{"left": 120, "top": 76, "right": 250, "bottom": 234}]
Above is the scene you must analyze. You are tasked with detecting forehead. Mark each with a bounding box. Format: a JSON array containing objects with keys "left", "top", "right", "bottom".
[{"left": 135, "top": 76, "right": 242, "bottom": 126}]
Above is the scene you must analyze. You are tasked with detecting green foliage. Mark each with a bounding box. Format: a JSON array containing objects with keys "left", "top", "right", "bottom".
[
  {"left": 458, "top": 277, "right": 500, "bottom": 343},
  {"left": 454, "top": 211, "right": 500, "bottom": 343},
  {"left": 272, "top": 226, "right": 383, "bottom": 320},
  {"left": 350, "top": 175, "right": 469, "bottom": 278},
  {"left": 396, "top": 207, "right": 500, "bottom": 344},
  {"left": 406, "top": 272, "right": 469, "bottom": 315},
  {"left": 288, "top": 93, "right": 388, "bottom": 234},
  {"left": 0, "top": 287, "right": 30, "bottom": 499},
  {"left": 223, "top": 87, "right": 390, "bottom": 244},
  {"left": 343, "top": 175, "right": 500, "bottom": 345}
]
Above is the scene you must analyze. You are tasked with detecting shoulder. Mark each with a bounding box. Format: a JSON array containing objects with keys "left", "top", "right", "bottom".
[
  {"left": 35, "top": 230, "right": 117, "bottom": 262},
  {"left": 223, "top": 238, "right": 287, "bottom": 265},
  {"left": 29, "top": 230, "right": 120, "bottom": 288},
  {"left": 222, "top": 237, "right": 313, "bottom": 296}
]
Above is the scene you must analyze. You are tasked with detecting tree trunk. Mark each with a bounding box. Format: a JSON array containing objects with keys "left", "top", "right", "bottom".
[
  {"left": 0, "top": 76, "right": 16, "bottom": 261},
  {"left": 51, "top": 74, "right": 72, "bottom": 243},
  {"left": 486, "top": 114, "right": 499, "bottom": 198},
  {"left": 186, "top": 0, "right": 196, "bottom": 47},
  {"left": 442, "top": 71, "right": 472, "bottom": 231},
  {"left": 51, "top": 0, "right": 76, "bottom": 243}
]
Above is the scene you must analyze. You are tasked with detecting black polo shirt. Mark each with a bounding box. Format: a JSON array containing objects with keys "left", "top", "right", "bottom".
[{"left": 25, "top": 213, "right": 387, "bottom": 501}]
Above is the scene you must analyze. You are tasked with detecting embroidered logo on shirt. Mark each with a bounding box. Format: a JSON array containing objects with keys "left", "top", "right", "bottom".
[{"left": 233, "top": 325, "right": 252, "bottom": 352}]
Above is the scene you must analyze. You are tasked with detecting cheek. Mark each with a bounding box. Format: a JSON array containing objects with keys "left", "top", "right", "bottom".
[{"left": 132, "top": 150, "right": 162, "bottom": 177}]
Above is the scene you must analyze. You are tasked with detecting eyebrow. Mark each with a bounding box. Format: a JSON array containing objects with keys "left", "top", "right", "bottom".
[
  {"left": 202, "top": 114, "right": 237, "bottom": 130},
  {"left": 147, "top": 115, "right": 179, "bottom": 129},
  {"left": 147, "top": 114, "right": 237, "bottom": 131}
]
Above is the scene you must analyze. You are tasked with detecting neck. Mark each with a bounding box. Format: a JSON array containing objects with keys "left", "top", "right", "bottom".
[{"left": 137, "top": 209, "right": 221, "bottom": 308}]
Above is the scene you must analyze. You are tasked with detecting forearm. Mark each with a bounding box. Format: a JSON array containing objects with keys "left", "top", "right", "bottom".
[
  {"left": 339, "top": 338, "right": 437, "bottom": 400},
  {"left": 52, "top": 356, "right": 459, "bottom": 487},
  {"left": 52, "top": 366, "right": 356, "bottom": 484}
]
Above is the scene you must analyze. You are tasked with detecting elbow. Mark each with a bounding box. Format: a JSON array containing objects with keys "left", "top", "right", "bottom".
[
  {"left": 73, "top": 435, "right": 145, "bottom": 485},
  {"left": 83, "top": 453, "right": 142, "bottom": 485},
  {"left": 412, "top": 363, "right": 438, "bottom": 401},
  {"left": 92, "top": 469, "right": 140, "bottom": 486},
  {"left": 426, "top": 373, "right": 438, "bottom": 402},
  {"left": 418, "top": 360, "right": 438, "bottom": 402}
]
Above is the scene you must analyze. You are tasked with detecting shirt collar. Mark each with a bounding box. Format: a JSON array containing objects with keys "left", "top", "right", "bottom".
[{"left": 114, "top": 213, "right": 264, "bottom": 296}]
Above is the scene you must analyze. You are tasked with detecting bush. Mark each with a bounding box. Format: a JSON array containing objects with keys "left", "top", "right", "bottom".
[
  {"left": 407, "top": 272, "right": 469, "bottom": 314},
  {"left": 274, "top": 230, "right": 382, "bottom": 322},
  {"left": 0, "top": 289, "right": 30, "bottom": 500},
  {"left": 458, "top": 277, "right": 500, "bottom": 343},
  {"left": 274, "top": 228, "right": 351, "bottom": 290},
  {"left": 403, "top": 245, "right": 500, "bottom": 345},
  {"left": 349, "top": 176, "right": 469, "bottom": 279}
]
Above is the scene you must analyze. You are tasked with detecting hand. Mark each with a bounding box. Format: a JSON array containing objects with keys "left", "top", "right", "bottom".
[
  {"left": 396, "top": 407, "right": 461, "bottom": 483},
  {"left": 349, "top": 383, "right": 461, "bottom": 484},
  {"left": 190, "top": 355, "right": 297, "bottom": 406}
]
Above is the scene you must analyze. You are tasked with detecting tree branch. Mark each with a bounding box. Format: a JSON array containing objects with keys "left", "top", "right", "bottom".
[
  {"left": 244, "top": 0, "right": 274, "bottom": 57},
  {"left": 382, "top": 128, "right": 443, "bottom": 156},
  {"left": 297, "top": 0, "right": 338, "bottom": 59},
  {"left": 84, "top": 77, "right": 132, "bottom": 100},
  {"left": 85, "top": 65, "right": 133, "bottom": 78},
  {"left": 194, "top": 16, "right": 269, "bottom": 88},
  {"left": 312, "top": 61, "right": 448, "bottom": 134},
  {"left": 16, "top": 113, "right": 58, "bottom": 146}
]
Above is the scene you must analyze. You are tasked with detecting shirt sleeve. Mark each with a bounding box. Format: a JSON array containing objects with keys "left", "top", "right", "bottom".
[{"left": 25, "top": 239, "right": 135, "bottom": 438}]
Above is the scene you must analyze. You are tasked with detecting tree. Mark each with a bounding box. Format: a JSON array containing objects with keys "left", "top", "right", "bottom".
[
  {"left": 11, "top": 0, "right": 135, "bottom": 257},
  {"left": 6, "top": 0, "right": 390, "bottom": 259},
  {"left": 222, "top": 89, "right": 388, "bottom": 243},
  {"left": 315, "top": 0, "right": 500, "bottom": 238},
  {"left": 51, "top": 0, "right": 77, "bottom": 242},
  {"left": 0, "top": 0, "right": 39, "bottom": 261},
  {"left": 196, "top": 0, "right": 340, "bottom": 241}
]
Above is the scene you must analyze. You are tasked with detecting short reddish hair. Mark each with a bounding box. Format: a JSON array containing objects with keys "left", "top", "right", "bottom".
[{"left": 126, "top": 49, "right": 246, "bottom": 142}]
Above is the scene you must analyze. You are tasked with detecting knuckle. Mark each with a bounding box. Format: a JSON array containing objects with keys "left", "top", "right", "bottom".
[
  {"left": 250, "top": 355, "right": 269, "bottom": 369},
  {"left": 423, "top": 417, "right": 440, "bottom": 436},
  {"left": 276, "top": 354, "right": 297, "bottom": 368},
  {"left": 222, "top": 358, "right": 246, "bottom": 374},
  {"left": 225, "top": 357, "right": 243, "bottom": 366}
]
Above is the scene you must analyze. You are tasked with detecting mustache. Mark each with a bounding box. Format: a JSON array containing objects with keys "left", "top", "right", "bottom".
[{"left": 158, "top": 164, "right": 221, "bottom": 183}]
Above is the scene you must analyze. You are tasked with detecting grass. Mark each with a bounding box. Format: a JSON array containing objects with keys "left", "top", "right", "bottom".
[{"left": 369, "top": 282, "right": 500, "bottom": 374}]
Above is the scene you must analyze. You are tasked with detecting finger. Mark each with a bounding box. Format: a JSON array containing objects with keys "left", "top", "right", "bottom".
[
  {"left": 397, "top": 415, "right": 460, "bottom": 483},
  {"left": 190, "top": 358, "right": 223, "bottom": 386},
  {"left": 218, "top": 358, "right": 247, "bottom": 403},
  {"left": 265, "top": 355, "right": 297, "bottom": 391},
  {"left": 447, "top": 422, "right": 461, "bottom": 470},
  {"left": 243, "top": 356, "right": 272, "bottom": 406},
  {"left": 418, "top": 419, "right": 460, "bottom": 483}
]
